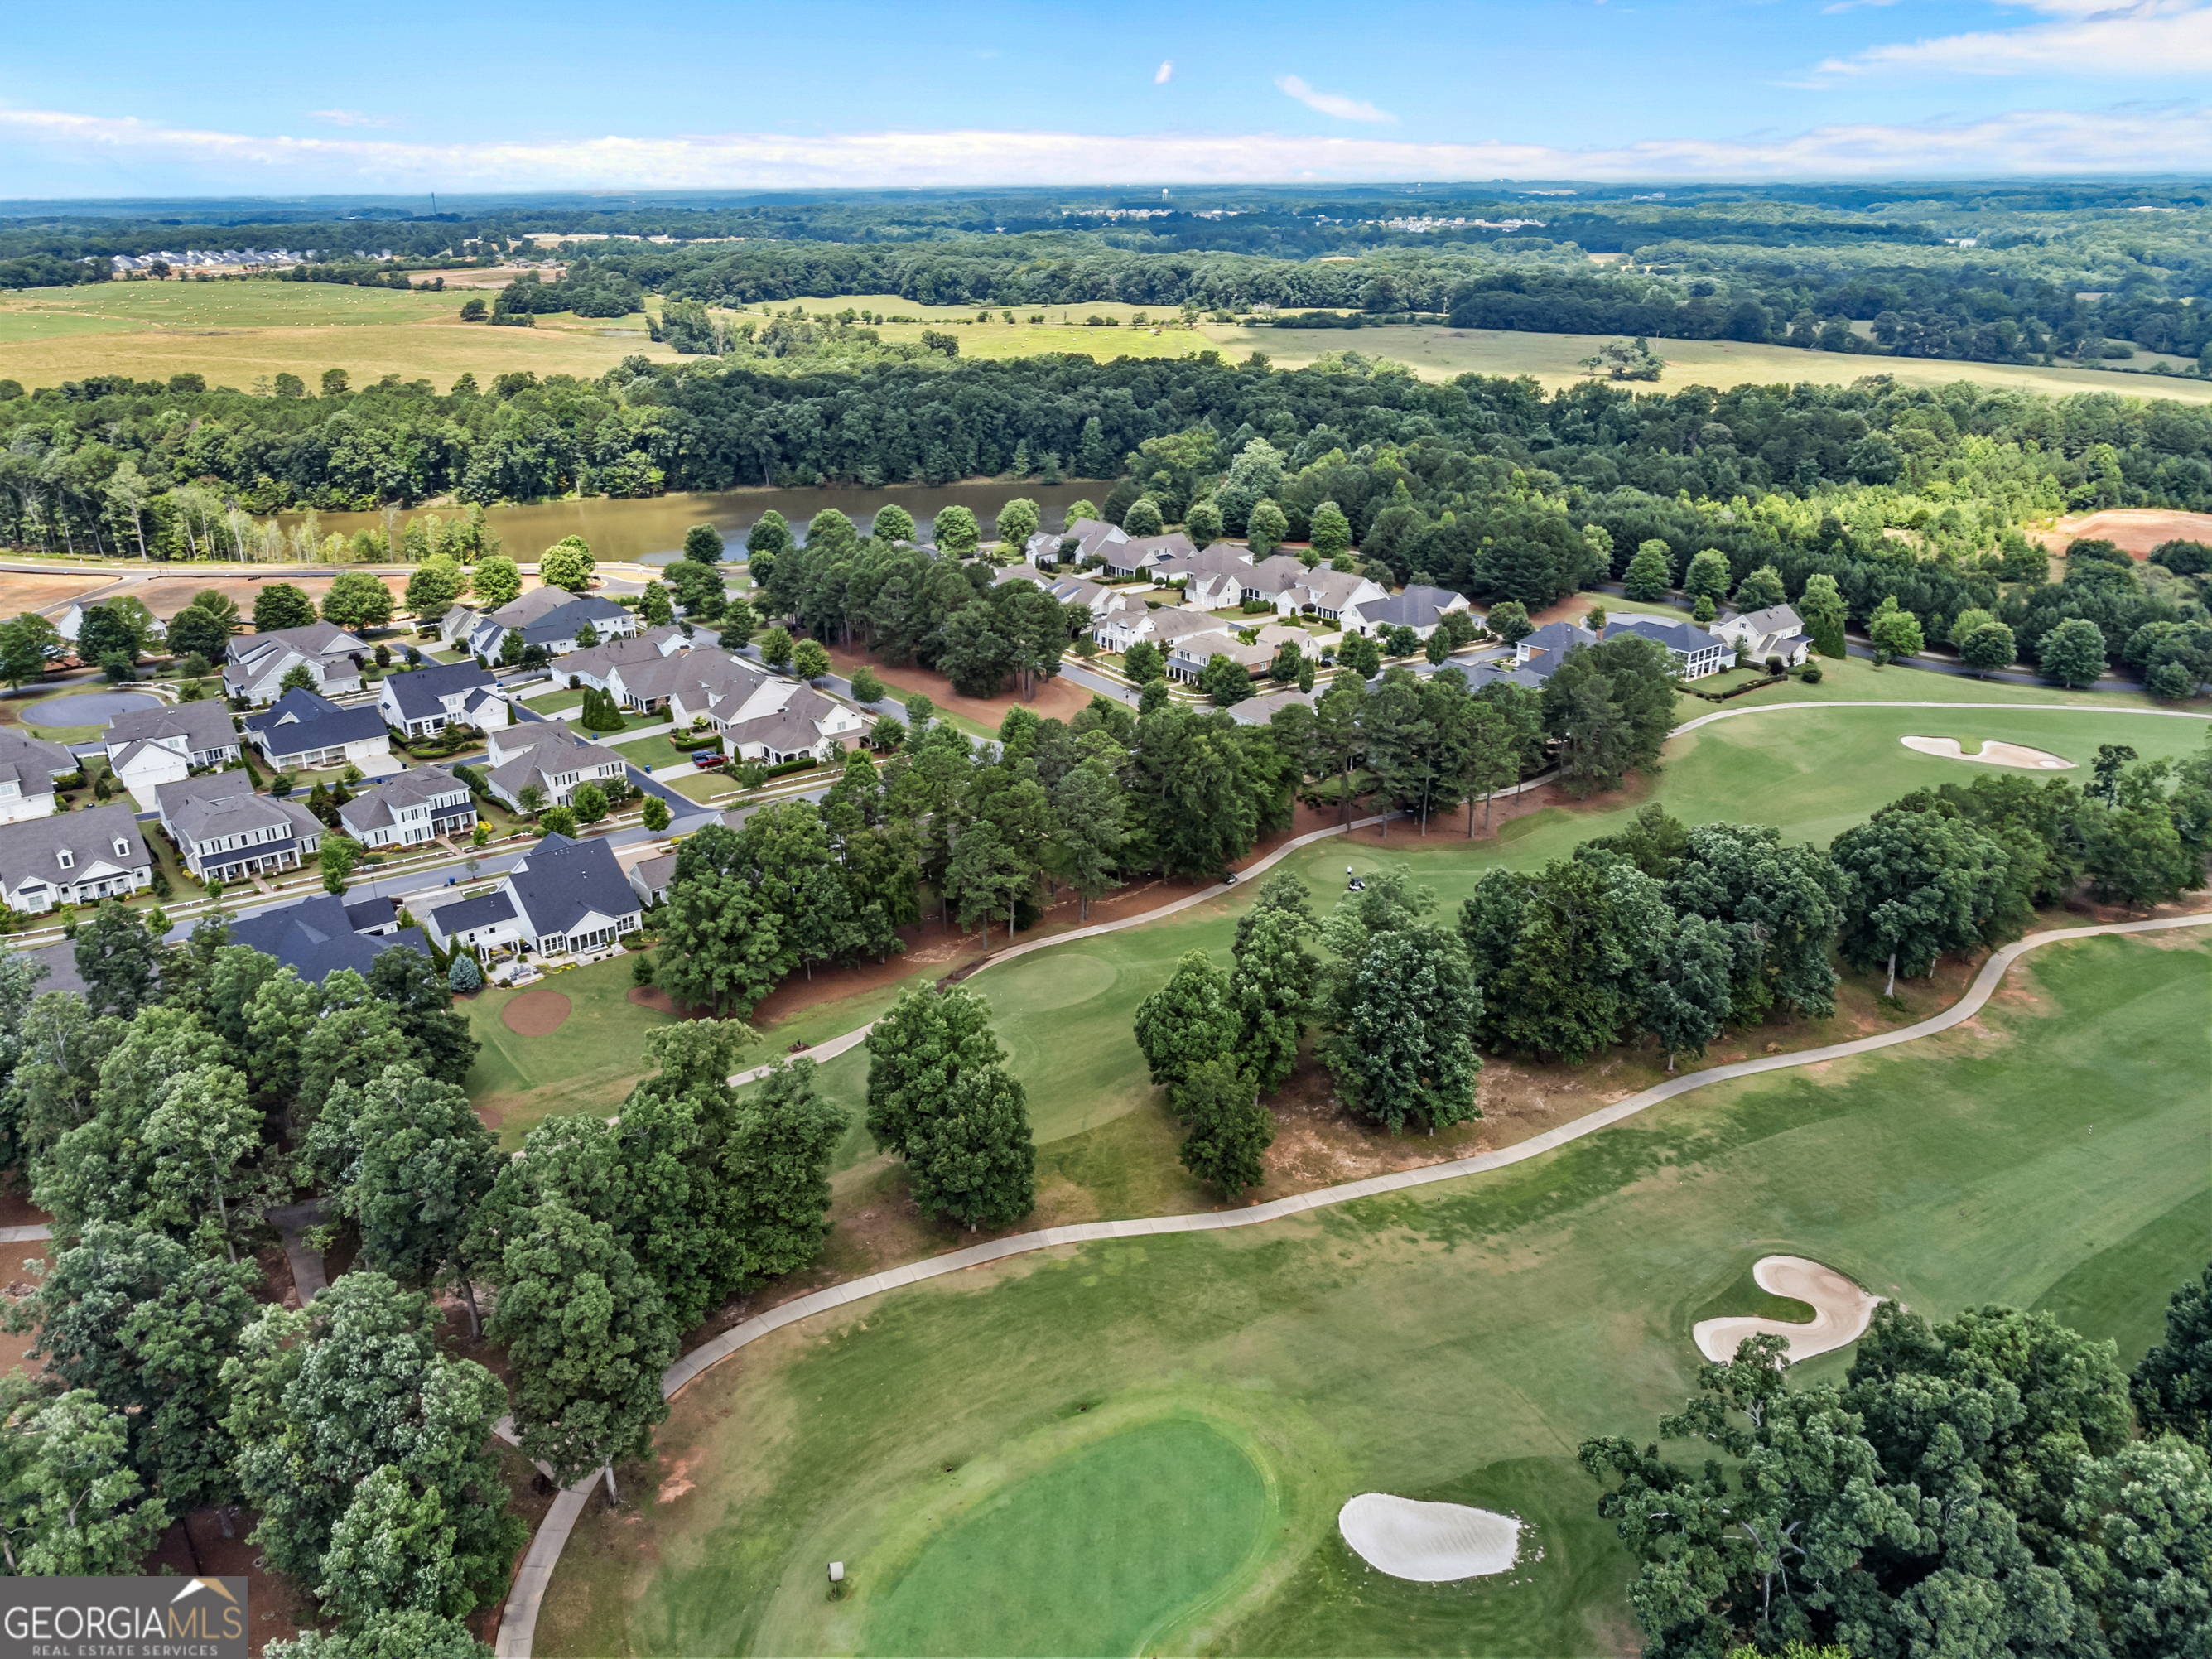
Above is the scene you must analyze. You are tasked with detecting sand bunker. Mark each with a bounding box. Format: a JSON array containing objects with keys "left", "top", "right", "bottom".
[
  {"left": 1337, "top": 1493, "right": 1520, "bottom": 1582},
  {"left": 1901, "top": 735, "right": 2072, "bottom": 771},
  {"left": 1694, "top": 1256, "right": 1882, "bottom": 1364},
  {"left": 500, "top": 988, "right": 571, "bottom": 1036}
]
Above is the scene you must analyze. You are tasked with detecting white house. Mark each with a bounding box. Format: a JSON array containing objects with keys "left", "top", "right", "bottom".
[
  {"left": 339, "top": 767, "right": 476, "bottom": 849},
  {"left": 1091, "top": 602, "right": 1237, "bottom": 657},
  {"left": 421, "top": 832, "right": 643, "bottom": 961},
  {"left": 0, "top": 804, "right": 153, "bottom": 914},
  {"left": 482, "top": 723, "right": 627, "bottom": 811},
  {"left": 224, "top": 623, "right": 368, "bottom": 704},
  {"left": 1713, "top": 603, "right": 1811, "bottom": 670},
  {"left": 156, "top": 771, "right": 325, "bottom": 884},
  {"left": 633, "top": 649, "right": 870, "bottom": 761},
  {"left": 1238, "top": 553, "right": 1314, "bottom": 610},
  {"left": 1099, "top": 531, "right": 1196, "bottom": 581},
  {"left": 443, "top": 588, "right": 637, "bottom": 662},
  {"left": 0, "top": 730, "right": 76, "bottom": 824},
  {"left": 1288, "top": 568, "right": 1390, "bottom": 624},
  {"left": 555, "top": 627, "right": 690, "bottom": 697},
  {"left": 376, "top": 660, "right": 509, "bottom": 739},
  {"left": 1602, "top": 615, "right": 1732, "bottom": 679},
  {"left": 1341, "top": 585, "right": 1472, "bottom": 641},
  {"left": 101, "top": 701, "right": 243, "bottom": 809},
  {"left": 242, "top": 689, "right": 394, "bottom": 775}
]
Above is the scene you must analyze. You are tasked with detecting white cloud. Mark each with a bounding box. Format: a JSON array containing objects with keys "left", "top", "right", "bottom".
[
  {"left": 309, "top": 109, "right": 388, "bottom": 128},
  {"left": 1810, "top": 0, "right": 2212, "bottom": 77},
  {"left": 1274, "top": 75, "right": 1396, "bottom": 124},
  {"left": 1154, "top": 60, "right": 1173, "bottom": 84},
  {"left": 4, "top": 102, "right": 2212, "bottom": 192}
]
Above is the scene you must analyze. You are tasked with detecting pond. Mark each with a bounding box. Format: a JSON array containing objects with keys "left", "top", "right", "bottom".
[{"left": 267, "top": 479, "right": 1113, "bottom": 564}]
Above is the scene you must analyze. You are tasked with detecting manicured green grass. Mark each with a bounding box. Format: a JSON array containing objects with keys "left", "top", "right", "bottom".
[
  {"left": 865, "top": 1416, "right": 1273, "bottom": 1658},
  {"left": 664, "top": 769, "right": 742, "bottom": 804},
  {"left": 614, "top": 732, "right": 690, "bottom": 769},
  {"left": 462, "top": 953, "right": 672, "bottom": 1148},
  {"left": 521, "top": 689, "right": 585, "bottom": 716},
  {"left": 784, "top": 700, "right": 2212, "bottom": 1160},
  {"left": 1709, "top": 648, "right": 2177, "bottom": 715},
  {"left": 535, "top": 932, "right": 2211, "bottom": 1659}
]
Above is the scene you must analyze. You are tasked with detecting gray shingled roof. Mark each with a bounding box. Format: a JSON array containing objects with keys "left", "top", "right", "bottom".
[
  {"left": 427, "top": 888, "right": 518, "bottom": 937},
  {"left": 243, "top": 688, "right": 388, "bottom": 755},
  {"left": 1604, "top": 615, "right": 1715, "bottom": 653},
  {"left": 101, "top": 701, "right": 239, "bottom": 755},
  {"left": 0, "top": 729, "right": 75, "bottom": 792},
  {"left": 227, "top": 893, "right": 427, "bottom": 981},
  {"left": 338, "top": 767, "right": 470, "bottom": 838},
  {"left": 0, "top": 803, "right": 150, "bottom": 899},
  {"left": 380, "top": 660, "right": 498, "bottom": 721},
  {"left": 506, "top": 834, "right": 639, "bottom": 938}
]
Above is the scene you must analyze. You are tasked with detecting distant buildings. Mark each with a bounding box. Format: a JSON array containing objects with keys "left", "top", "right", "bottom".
[
  {"left": 109, "top": 249, "right": 313, "bottom": 274},
  {"left": 441, "top": 589, "right": 637, "bottom": 663},
  {"left": 481, "top": 725, "right": 627, "bottom": 813}
]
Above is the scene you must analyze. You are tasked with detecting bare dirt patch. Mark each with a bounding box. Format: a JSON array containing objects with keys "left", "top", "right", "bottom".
[
  {"left": 147, "top": 1507, "right": 313, "bottom": 1657},
  {"left": 827, "top": 644, "right": 1098, "bottom": 730},
  {"left": 502, "top": 988, "right": 572, "bottom": 1036},
  {"left": 0, "top": 571, "right": 119, "bottom": 614},
  {"left": 2031, "top": 509, "right": 2212, "bottom": 559}
]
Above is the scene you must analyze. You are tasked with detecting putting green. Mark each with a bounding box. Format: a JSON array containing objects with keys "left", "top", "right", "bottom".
[
  {"left": 865, "top": 1417, "right": 1270, "bottom": 1657},
  {"left": 536, "top": 932, "right": 2211, "bottom": 1659}
]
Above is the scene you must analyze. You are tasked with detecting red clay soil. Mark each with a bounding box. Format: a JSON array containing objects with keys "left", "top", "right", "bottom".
[
  {"left": 501, "top": 988, "right": 572, "bottom": 1035},
  {"left": 0, "top": 571, "right": 117, "bottom": 614},
  {"left": 2031, "top": 509, "right": 2212, "bottom": 558},
  {"left": 826, "top": 644, "right": 1098, "bottom": 730},
  {"left": 147, "top": 1508, "right": 314, "bottom": 1657}
]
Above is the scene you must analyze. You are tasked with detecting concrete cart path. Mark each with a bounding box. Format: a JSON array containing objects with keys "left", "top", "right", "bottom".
[{"left": 493, "top": 908, "right": 2212, "bottom": 1657}]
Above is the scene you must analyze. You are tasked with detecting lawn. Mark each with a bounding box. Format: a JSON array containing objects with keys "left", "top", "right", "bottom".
[
  {"left": 0, "top": 279, "right": 679, "bottom": 392},
  {"left": 614, "top": 732, "right": 694, "bottom": 769},
  {"left": 1190, "top": 321, "right": 2212, "bottom": 403},
  {"left": 735, "top": 698, "right": 2212, "bottom": 1172},
  {"left": 462, "top": 952, "right": 672, "bottom": 1148},
  {"left": 533, "top": 929, "right": 2212, "bottom": 1658}
]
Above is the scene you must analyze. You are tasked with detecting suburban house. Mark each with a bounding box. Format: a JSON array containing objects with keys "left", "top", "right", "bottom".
[
  {"left": 1714, "top": 603, "right": 1811, "bottom": 670},
  {"left": 482, "top": 724, "right": 627, "bottom": 811},
  {"left": 376, "top": 660, "right": 508, "bottom": 739},
  {"left": 636, "top": 650, "right": 870, "bottom": 762},
  {"left": 338, "top": 767, "right": 476, "bottom": 849},
  {"left": 626, "top": 849, "right": 679, "bottom": 908},
  {"left": 1164, "top": 620, "right": 1317, "bottom": 684},
  {"left": 1092, "top": 602, "right": 1237, "bottom": 657},
  {"left": 224, "top": 623, "right": 368, "bottom": 704},
  {"left": 1049, "top": 517, "right": 1132, "bottom": 570},
  {"left": 1100, "top": 532, "right": 1197, "bottom": 581},
  {"left": 1238, "top": 553, "right": 1314, "bottom": 608},
  {"left": 0, "top": 730, "right": 76, "bottom": 824},
  {"left": 1342, "top": 585, "right": 1473, "bottom": 640},
  {"left": 442, "top": 587, "right": 637, "bottom": 662},
  {"left": 421, "top": 832, "right": 643, "bottom": 961},
  {"left": 0, "top": 804, "right": 153, "bottom": 914},
  {"left": 722, "top": 683, "right": 870, "bottom": 764},
  {"left": 243, "top": 688, "right": 395, "bottom": 775},
  {"left": 1227, "top": 686, "right": 1321, "bottom": 727},
  {"left": 101, "top": 702, "right": 243, "bottom": 808},
  {"left": 555, "top": 626, "right": 690, "bottom": 696},
  {"left": 1483, "top": 620, "right": 1605, "bottom": 689},
  {"left": 1602, "top": 616, "right": 1732, "bottom": 679},
  {"left": 1151, "top": 544, "right": 1259, "bottom": 608},
  {"left": 224, "top": 891, "right": 429, "bottom": 981},
  {"left": 1288, "top": 568, "right": 1390, "bottom": 624},
  {"left": 156, "top": 771, "right": 325, "bottom": 884},
  {"left": 993, "top": 566, "right": 1110, "bottom": 615}
]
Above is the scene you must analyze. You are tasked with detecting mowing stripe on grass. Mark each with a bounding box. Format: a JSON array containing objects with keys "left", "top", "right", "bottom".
[{"left": 494, "top": 908, "right": 2212, "bottom": 1657}]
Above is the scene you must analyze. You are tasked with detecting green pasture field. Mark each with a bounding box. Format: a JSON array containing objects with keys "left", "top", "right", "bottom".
[
  {"left": 463, "top": 952, "right": 672, "bottom": 1148},
  {"left": 535, "top": 930, "right": 2212, "bottom": 1658},
  {"left": 0, "top": 277, "right": 678, "bottom": 392}
]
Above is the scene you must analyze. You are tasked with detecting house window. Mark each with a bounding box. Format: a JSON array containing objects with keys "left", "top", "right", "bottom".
[
  {"left": 113, "top": 839, "right": 130, "bottom": 857},
  {"left": 55, "top": 850, "right": 73, "bottom": 870}
]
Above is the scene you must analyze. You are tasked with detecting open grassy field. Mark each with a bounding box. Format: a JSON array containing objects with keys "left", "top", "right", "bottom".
[
  {"left": 0, "top": 279, "right": 678, "bottom": 391},
  {"left": 461, "top": 952, "right": 673, "bottom": 1148},
  {"left": 1197, "top": 323, "right": 2212, "bottom": 403},
  {"left": 535, "top": 928, "right": 2212, "bottom": 1658}
]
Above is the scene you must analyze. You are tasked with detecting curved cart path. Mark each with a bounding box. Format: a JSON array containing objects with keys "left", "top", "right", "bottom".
[{"left": 495, "top": 907, "right": 2212, "bottom": 1655}]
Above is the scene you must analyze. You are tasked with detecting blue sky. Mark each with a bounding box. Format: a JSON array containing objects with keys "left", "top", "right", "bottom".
[{"left": 3, "top": 0, "right": 2210, "bottom": 195}]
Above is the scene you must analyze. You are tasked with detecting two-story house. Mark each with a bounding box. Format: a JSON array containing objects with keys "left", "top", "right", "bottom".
[
  {"left": 156, "top": 771, "right": 325, "bottom": 885},
  {"left": 1602, "top": 615, "right": 1732, "bottom": 680},
  {"left": 1713, "top": 603, "right": 1811, "bottom": 671},
  {"left": 338, "top": 767, "right": 476, "bottom": 849},
  {"left": 243, "top": 688, "right": 394, "bottom": 775},
  {"left": 376, "top": 660, "right": 509, "bottom": 739},
  {"left": 482, "top": 723, "right": 627, "bottom": 811},
  {"left": 0, "top": 730, "right": 75, "bottom": 824},
  {"left": 100, "top": 701, "right": 243, "bottom": 808},
  {"left": 0, "top": 804, "right": 153, "bottom": 914},
  {"left": 224, "top": 623, "right": 368, "bottom": 704},
  {"left": 442, "top": 587, "right": 638, "bottom": 663},
  {"left": 422, "top": 832, "right": 643, "bottom": 961}
]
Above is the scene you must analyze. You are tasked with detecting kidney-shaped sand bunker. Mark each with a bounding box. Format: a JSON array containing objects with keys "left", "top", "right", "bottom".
[{"left": 1337, "top": 1493, "right": 1521, "bottom": 1582}]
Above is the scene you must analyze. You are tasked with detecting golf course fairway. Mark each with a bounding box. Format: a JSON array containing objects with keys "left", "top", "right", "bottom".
[{"left": 537, "top": 928, "right": 2212, "bottom": 1657}]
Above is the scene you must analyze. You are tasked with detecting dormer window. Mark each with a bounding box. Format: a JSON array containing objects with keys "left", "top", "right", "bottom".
[
  {"left": 55, "top": 850, "right": 74, "bottom": 870},
  {"left": 113, "top": 839, "right": 131, "bottom": 857}
]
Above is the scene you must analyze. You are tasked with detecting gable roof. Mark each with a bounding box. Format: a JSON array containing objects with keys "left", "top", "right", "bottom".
[
  {"left": 1603, "top": 615, "right": 1714, "bottom": 654},
  {"left": 506, "top": 833, "right": 640, "bottom": 938},
  {"left": 1720, "top": 602, "right": 1804, "bottom": 639},
  {"left": 160, "top": 774, "right": 322, "bottom": 851},
  {"left": 485, "top": 726, "right": 623, "bottom": 796},
  {"left": 0, "top": 729, "right": 75, "bottom": 791},
  {"left": 426, "top": 888, "right": 518, "bottom": 938},
  {"left": 379, "top": 659, "right": 499, "bottom": 721},
  {"left": 101, "top": 701, "right": 239, "bottom": 755},
  {"left": 242, "top": 687, "right": 388, "bottom": 753},
  {"left": 1353, "top": 586, "right": 1464, "bottom": 629},
  {"left": 226, "top": 892, "right": 427, "bottom": 981},
  {"left": 1241, "top": 553, "right": 1311, "bottom": 594},
  {"left": 338, "top": 766, "right": 471, "bottom": 837},
  {"left": 227, "top": 622, "right": 364, "bottom": 663},
  {"left": 0, "top": 803, "right": 150, "bottom": 896}
]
